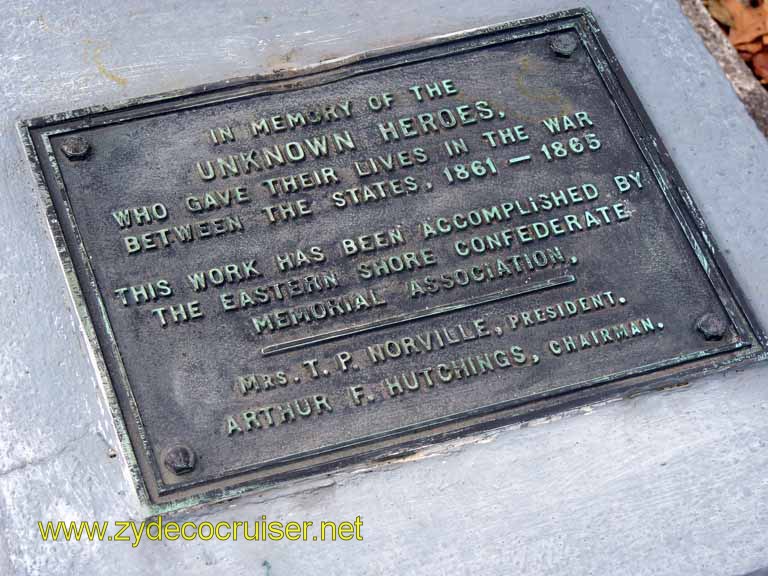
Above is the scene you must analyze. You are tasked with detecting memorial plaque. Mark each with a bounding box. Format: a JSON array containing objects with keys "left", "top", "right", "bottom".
[{"left": 20, "top": 9, "right": 765, "bottom": 505}]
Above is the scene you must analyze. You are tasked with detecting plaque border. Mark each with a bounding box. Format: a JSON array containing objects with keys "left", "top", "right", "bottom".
[{"left": 18, "top": 8, "right": 767, "bottom": 510}]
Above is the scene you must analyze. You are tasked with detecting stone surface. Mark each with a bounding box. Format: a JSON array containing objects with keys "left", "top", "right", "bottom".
[{"left": 1, "top": 1, "right": 767, "bottom": 575}]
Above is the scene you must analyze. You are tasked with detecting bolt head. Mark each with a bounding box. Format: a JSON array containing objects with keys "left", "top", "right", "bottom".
[
  {"left": 60, "top": 136, "right": 91, "bottom": 160},
  {"left": 695, "top": 313, "right": 728, "bottom": 341},
  {"left": 550, "top": 33, "right": 579, "bottom": 58},
  {"left": 163, "top": 445, "right": 196, "bottom": 475}
]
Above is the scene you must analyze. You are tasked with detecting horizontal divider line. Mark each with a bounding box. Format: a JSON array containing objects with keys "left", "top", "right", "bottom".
[{"left": 261, "top": 274, "right": 576, "bottom": 357}]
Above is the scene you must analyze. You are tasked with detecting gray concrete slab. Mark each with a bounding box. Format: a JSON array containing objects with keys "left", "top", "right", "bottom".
[{"left": 1, "top": 1, "right": 767, "bottom": 574}]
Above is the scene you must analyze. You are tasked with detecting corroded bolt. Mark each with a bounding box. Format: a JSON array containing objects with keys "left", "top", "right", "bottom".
[
  {"left": 163, "top": 445, "right": 196, "bottom": 475},
  {"left": 60, "top": 136, "right": 91, "bottom": 160},
  {"left": 695, "top": 313, "right": 728, "bottom": 341},
  {"left": 550, "top": 33, "right": 579, "bottom": 57}
]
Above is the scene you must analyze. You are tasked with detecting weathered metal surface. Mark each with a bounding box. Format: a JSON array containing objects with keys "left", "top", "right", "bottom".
[{"left": 19, "top": 8, "right": 765, "bottom": 505}]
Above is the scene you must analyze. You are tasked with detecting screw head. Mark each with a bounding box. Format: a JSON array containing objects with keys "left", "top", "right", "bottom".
[
  {"left": 695, "top": 313, "right": 728, "bottom": 341},
  {"left": 60, "top": 136, "right": 91, "bottom": 160},
  {"left": 551, "top": 33, "right": 579, "bottom": 58},
  {"left": 163, "top": 445, "right": 196, "bottom": 475}
]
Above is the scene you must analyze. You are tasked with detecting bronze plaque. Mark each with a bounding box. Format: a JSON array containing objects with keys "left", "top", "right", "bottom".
[{"left": 20, "top": 9, "right": 765, "bottom": 506}]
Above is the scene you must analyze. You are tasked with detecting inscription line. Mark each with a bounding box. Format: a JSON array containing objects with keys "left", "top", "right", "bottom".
[{"left": 261, "top": 274, "right": 577, "bottom": 356}]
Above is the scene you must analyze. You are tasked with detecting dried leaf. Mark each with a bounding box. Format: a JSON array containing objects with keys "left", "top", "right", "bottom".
[
  {"left": 722, "top": 0, "right": 768, "bottom": 46},
  {"left": 706, "top": 0, "right": 736, "bottom": 27},
  {"left": 753, "top": 50, "right": 768, "bottom": 80},
  {"left": 740, "top": 39, "right": 765, "bottom": 52},
  {"left": 739, "top": 50, "right": 755, "bottom": 62}
]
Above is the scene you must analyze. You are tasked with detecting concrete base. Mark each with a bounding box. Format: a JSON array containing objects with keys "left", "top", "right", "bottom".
[{"left": 1, "top": 1, "right": 767, "bottom": 574}]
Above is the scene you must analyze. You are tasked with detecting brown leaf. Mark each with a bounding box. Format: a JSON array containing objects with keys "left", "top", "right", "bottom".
[
  {"left": 753, "top": 50, "right": 768, "bottom": 80},
  {"left": 706, "top": 0, "right": 736, "bottom": 27},
  {"left": 723, "top": 0, "right": 768, "bottom": 46},
  {"left": 739, "top": 50, "right": 755, "bottom": 62},
  {"left": 740, "top": 39, "right": 765, "bottom": 53}
]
